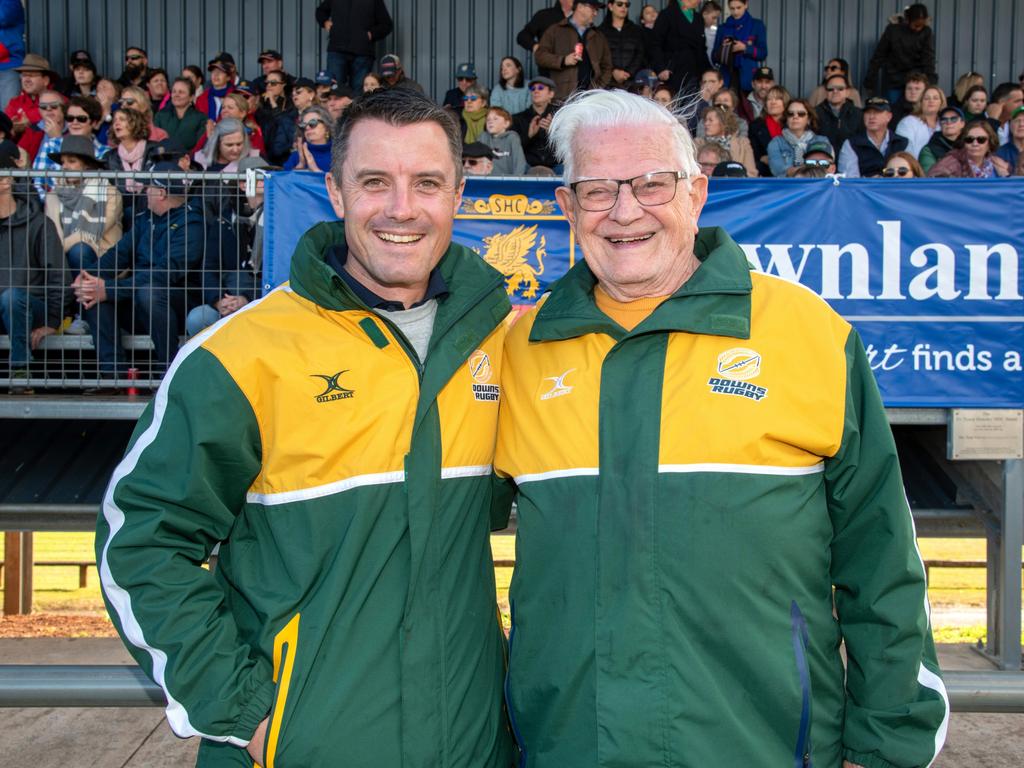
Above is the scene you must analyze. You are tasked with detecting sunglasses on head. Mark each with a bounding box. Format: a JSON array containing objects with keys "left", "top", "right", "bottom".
[
  {"left": 299, "top": 118, "right": 324, "bottom": 129},
  {"left": 963, "top": 135, "right": 988, "bottom": 145},
  {"left": 66, "top": 114, "right": 91, "bottom": 123},
  {"left": 882, "top": 166, "right": 911, "bottom": 177}
]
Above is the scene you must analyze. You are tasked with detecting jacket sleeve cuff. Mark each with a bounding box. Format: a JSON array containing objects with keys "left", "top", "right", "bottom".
[
  {"left": 842, "top": 748, "right": 902, "bottom": 768},
  {"left": 231, "top": 664, "right": 276, "bottom": 744}
]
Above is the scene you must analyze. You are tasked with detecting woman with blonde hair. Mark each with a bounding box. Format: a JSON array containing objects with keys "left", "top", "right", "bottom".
[
  {"left": 896, "top": 84, "right": 945, "bottom": 158},
  {"left": 748, "top": 84, "right": 789, "bottom": 176},
  {"left": 697, "top": 105, "right": 757, "bottom": 176},
  {"left": 950, "top": 71, "right": 983, "bottom": 109},
  {"left": 119, "top": 85, "right": 169, "bottom": 141}
]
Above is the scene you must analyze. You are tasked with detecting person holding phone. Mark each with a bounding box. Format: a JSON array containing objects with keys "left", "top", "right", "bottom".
[
  {"left": 711, "top": 0, "right": 767, "bottom": 94},
  {"left": 535, "top": 0, "right": 613, "bottom": 100}
]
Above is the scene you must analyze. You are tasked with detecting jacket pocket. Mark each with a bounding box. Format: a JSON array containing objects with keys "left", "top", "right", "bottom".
[
  {"left": 790, "top": 600, "right": 814, "bottom": 768},
  {"left": 262, "top": 613, "right": 301, "bottom": 768},
  {"left": 504, "top": 600, "right": 527, "bottom": 767}
]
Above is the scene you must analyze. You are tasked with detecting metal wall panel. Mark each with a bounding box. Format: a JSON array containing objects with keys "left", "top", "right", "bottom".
[{"left": 25, "top": 1, "right": 1023, "bottom": 103}]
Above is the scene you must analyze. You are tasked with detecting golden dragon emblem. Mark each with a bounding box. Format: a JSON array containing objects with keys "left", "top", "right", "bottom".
[{"left": 477, "top": 225, "right": 547, "bottom": 299}]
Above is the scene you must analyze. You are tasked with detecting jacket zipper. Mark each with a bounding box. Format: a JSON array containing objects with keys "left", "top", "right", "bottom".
[
  {"left": 789, "top": 600, "right": 813, "bottom": 768},
  {"left": 504, "top": 599, "right": 527, "bottom": 767}
]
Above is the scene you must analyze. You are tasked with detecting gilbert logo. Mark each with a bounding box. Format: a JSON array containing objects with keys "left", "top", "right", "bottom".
[
  {"left": 310, "top": 371, "right": 355, "bottom": 403},
  {"left": 540, "top": 369, "right": 575, "bottom": 401},
  {"left": 468, "top": 350, "right": 500, "bottom": 402}
]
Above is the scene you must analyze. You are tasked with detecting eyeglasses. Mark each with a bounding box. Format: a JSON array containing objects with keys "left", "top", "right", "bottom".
[
  {"left": 825, "top": 86, "right": 845, "bottom": 93},
  {"left": 570, "top": 170, "right": 687, "bottom": 212},
  {"left": 963, "top": 135, "right": 988, "bottom": 145},
  {"left": 125, "top": 54, "right": 144, "bottom": 62},
  {"left": 529, "top": 84, "right": 548, "bottom": 92},
  {"left": 464, "top": 157, "right": 488, "bottom": 166},
  {"left": 120, "top": 98, "right": 136, "bottom": 106},
  {"left": 938, "top": 116, "right": 962, "bottom": 124},
  {"left": 463, "top": 94, "right": 480, "bottom": 101},
  {"left": 882, "top": 166, "right": 911, "bottom": 177},
  {"left": 825, "top": 64, "right": 842, "bottom": 71},
  {"left": 804, "top": 159, "right": 832, "bottom": 168},
  {"left": 457, "top": 77, "right": 475, "bottom": 83},
  {"left": 66, "top": 114, "right": 91, "bottom": 123},
  {"left": 299, "top": 118, "right": 324, "bottom": 129},
  {"left": 786, "top": 110, "right": 808, "bottom": 118},
  {"left": 39, "top": 102, "right": 63, "bottom": 110},
  {"left": 266, "top": 79, "right": 285, "bottom": 86},
  {"left": 612, "top": 1, "right": 631, "bottom": 6}
]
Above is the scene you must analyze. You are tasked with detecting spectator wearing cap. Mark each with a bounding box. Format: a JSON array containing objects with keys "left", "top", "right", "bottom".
[
  {"left": 711, "top": 0, "right": 767, "bottom": 94},
  {"left": 195, "top": 53, "right": 237, "bottom": 121},
  {"left": 145, "top": 69, "right": 171, "bottom": 112},
  {"left": 443, "top": 62, "right": 477, "bottom": 111},
  {"left": 284, "top": 105, "right": 333, "bottom": 172},
  {"left": 512, "top": 76, "right": 560, "bottom": 171},
  {"left": 895, "top": 83, "right": 945, "bottom": 158},
  {"left": 919, "top": 105, "right": 964, "bottom": 172},
  {"left": 378, "top": 54, "right": 424, "bottom": 94},
  {"left": 696, "top": 104, "right": 756, "bottom": 176},
  {"left": 117, "top": 46, "right": 152, "bottom": 89},
  {"left": 155, "top": 77, "right": 207, "bottom": 150},
  {"left": 649, "top": 0, "right": 711, "bottom": 98},
  {"left": 251, "top": 49, "right": 294, "bottom": 96},
  {"left": 803, "top": 139, "right": 837, "bottom": 174},
  {"left": 480, "top": 106, "right": 528, "bottom": 175},
  {"left": 491, "top": 56, "right": 531, "bottom": 115},
  {"left": 864, "top": 4, "right": 935, "bottom": 104},
  {"left": 815, "top": 73, "right": 863, "bottom": 155},
  {"left": 599, "top": 0, "right": 646, "bottom": 89},
  {"left": 43, "top": 135, "right": 123, "bottom": 323},
  {"left": 767, "top": 97, "right": 824, "bottom": 177},
  {"left": 314, "top": 69, "right": 335, "bottom": 102},
  {"left": 995, "top": 105, "right": 1024, "bottom": 175},
  {"left": 536, "top": 0, "right": 613, "bottom": 101},
  {"left": 631, "top": 68, "right": 658, "bottom": 97},
  {"left": 738, "top": 64, "right": 773, "bottom": 122},
  {"left": 255, "top": 72, "right": 298, "bottom": 166},
  {"left": 0, "top": 145, "right": 63, "bottom": 393},
  {"left": 32, "top": 93, "right": 109, "bottom": 199},
  {"left": 292, "top": 77, "right": 319, "bottom": 110},
  {"left": 460, "top": 84, "right": 489, "bottom": 144},
  {"left": 62, "top": 50, "right": 97, "bottom": 99},
  {"left": 0, "top": 0, "right": 25, "bottom": 110},
  {"left": 6, "top": 53, "right": 58, "bottom": 162},
  {"left": 462, "top": 142, "right": 495, "bottom": 176},
  {"left": 73, "top": 160, "right": 206, "bottom": 383},
  {"left": 517, "top": 0, "right": 575, "bottom": 61},
  {"left": 838, "top": 97, "right": 910, "bottom": 177},
  {"left": 927, "top": 119, "right": 1010, "bottom": 178},
  {"left": 316, "top": 0, "right": 394, "bottom": 90},
  {"left": 712, "top": 159, "right": 746, "bottom": 178},
  {"left": 325, "top": 83, "right": 354, "bottom": 124}
]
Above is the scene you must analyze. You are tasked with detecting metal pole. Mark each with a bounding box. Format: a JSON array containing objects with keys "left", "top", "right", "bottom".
[
  {"left": 997, "top": 460, "right": 1023, "bottom": 671},
  {"left": 0, "top": 505, "right": 100, "bottom": 532}
]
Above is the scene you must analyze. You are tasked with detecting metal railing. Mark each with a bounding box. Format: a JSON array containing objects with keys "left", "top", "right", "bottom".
[{"left": 0, "top": 168, "right": 265, "bottom": 391}]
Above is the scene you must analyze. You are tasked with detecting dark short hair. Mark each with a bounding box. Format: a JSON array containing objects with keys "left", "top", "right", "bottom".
[
  {"left": 125, "top": 46, "right": 148, "bottom": 57},
  {"left": 497, "top": 56, "right": 524, "bottom": 90},
  {"left": 172, "top": 76, "right": 196, "bottom": 97},
  {"left": 905, "top": 3, "right": 929, "bottom": 21},
  {"left": 825, "top": 73, "right": 851, "bottom": 88},
  {"left": 992, "top": 81, "right": 1023, "bottom": 103},
  {"left": 68, "top": 94, "right": 102, "bottom": 123},
  {"left": 183, "top": 64, "right": 204, "bottom": 82},
  {"left": 145, "top": 68, "right": 168, "bottom": 87},
  {"left": 905, "top": 71, "right": 929, "bottom": 86},
  {"left": 828, "top": 57, "right": 850, "bottom": 74},
  {"left": 331, "top": 87, "right": 463, "bottom": 185}
]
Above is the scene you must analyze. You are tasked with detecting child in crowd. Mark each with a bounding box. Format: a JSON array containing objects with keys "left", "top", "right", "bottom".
[{"left": 479, "top": 106, "right": 527, "bottom": 176}]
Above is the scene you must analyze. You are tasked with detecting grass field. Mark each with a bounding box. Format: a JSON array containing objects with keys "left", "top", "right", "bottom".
[{"left": 7, "top": 532, "right": 1023, "bottom": 644}]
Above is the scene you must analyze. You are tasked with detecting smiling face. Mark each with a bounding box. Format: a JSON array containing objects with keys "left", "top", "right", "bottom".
[
  {"left": 765, "top": 92, "right": 785, "bottom": 118},
  {"left": 20, "top": 71, "right": 47, "bottom": 96},
  {"left": 326, "top": 119, "right": 464, "bottom": 307},
  {"left": 485, "top": 110, "right": 510, "bottom": 135},
  {"left": 554, "top": 123, "right": 708, "bottom": 300},
  {"left": 170, "top": 81, "right": 192, "bottom": 109},
  {"left": 148, "top": 74, "right": 168, "bottom": 98},
  {"left": 65, "top": 106, "right": 94, "bottom": 136}
]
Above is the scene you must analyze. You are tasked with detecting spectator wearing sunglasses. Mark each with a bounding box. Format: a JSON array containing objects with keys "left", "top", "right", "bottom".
[
  {"left": 808, "top": 58, "right": 863, "bottom": 108},
  {"left": 255, "top": 73, "right": 297, "bottom": 166},
  {"left": 815, "top": 74, "right": 862, "bottom": 155},
  {"left": 460, "top": 83, "right": 489, "bottom": 143},
  {"left": 919, "top": 105, "right": 964, "bottom": 172},
  {"left": 995, "top": 105, "right": 1024, "bottom": 175},
  {"left": 512, "top": 76, "right": 561, "bottom": 171},
  {"left": 117, "top": 46, "right": 152, "bottom": 89},
  {"left": 462, "top": 141, "right": 495, "bottom": 176},
  {"left": 883, "top": 151, "right": 924, "bottom": 177},
  {"left": 535, "top": 0, "right": 613, "bottom": 101},
  {"left": 442, "top": 62, "right": 477, "bottom": 111},
  {"left": 284, "top": 106, "right": 333, "bottom": 172},
  {"left": 838, "top": 97, "right": 909, "bottom": 177},
  {"left": 119, "top": 85, "right": 169, "bottom": 142},
  {"left": 28, "top": 89, "right": 67, "bottom": 196},
  {"left": 927, "top": 119, "right": 1011, "bottom": 178},
  {"left": 803, "top": 139, "right": 836, "bottom": 174},
  {"left": 895, "top": 84, "right": 945, "bottom": 158},
  {"left": 767, "top": 98, "right": 822, "bottom": 177},
  {"left": 32, "top": 94, "right": 109, "bottom": 198},
  {"left": 599, "top": 0, "right": 646, "bottom": 89}
]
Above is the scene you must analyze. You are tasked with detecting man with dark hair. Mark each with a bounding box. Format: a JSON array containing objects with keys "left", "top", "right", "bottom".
[
  {"left": 990, "top": 81, "right": 1024, "bottom": 144},
  {"left": 815, "top": 74, "right": 863, "bottom": 154},
  {"left": 316, "top": 0, "right": 393, "bottom": 90},
  {"left": 117, "top": 46, "right": 152, "bottom": 88},
  {"left": 599, "top": 0, "right": 646, "bottom": 88},
  {"left": 513, "top": 75, "right": 561, "bottom": 170},
  {"left": 535, "top": 0, "right": 613, "bottom": 101},
  {"left": 864, "top": 3, "right": 936, "bottom": 102},
  {"left": 96, "top": 87, "right": 515, "bottom": 767},
  {"left": 377, "top": 53, "right": 425, "bottom": 94},
  {"left": 838, "top": 96, "right": 909, "bottom": 177},
  {"left": 250, "top": 49, "right": 294, "bottom": 96},
  {"left": 517, "top": 0, "right": 575, "bottom": 59}
]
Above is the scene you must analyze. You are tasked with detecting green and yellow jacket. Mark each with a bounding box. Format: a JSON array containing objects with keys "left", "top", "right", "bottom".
[
  {"left": 493, "top": 227, "right": 948, "bottom": 768},
  {"left": 97, "top": 221, "right": 516, "bottom": 768}
]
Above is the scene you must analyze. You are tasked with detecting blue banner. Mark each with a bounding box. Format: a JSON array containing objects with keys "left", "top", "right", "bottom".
[{"left": 265, "top": 173, "right": 1024, "bottom": 408}]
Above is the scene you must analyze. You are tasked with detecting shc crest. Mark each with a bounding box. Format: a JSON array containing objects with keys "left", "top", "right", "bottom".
[{"left": 477, "top": 224, "right": 547, "bottom": 300}]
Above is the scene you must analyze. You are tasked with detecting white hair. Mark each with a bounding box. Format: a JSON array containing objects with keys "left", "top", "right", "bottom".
[{"left": 547, "top": 89, "right": 702, "bottom": 181}]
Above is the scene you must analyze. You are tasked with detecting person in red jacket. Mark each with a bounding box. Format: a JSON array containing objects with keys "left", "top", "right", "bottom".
[{"left": 5, "top": 53, "right": 57, "bottom": 162}]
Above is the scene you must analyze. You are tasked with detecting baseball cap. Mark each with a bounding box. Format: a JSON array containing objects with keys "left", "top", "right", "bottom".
[
  {"left": 69, "top": 50, "right": 93, "bottom": 66},
  {"left": 207, "top": 52, "right": 235, "bottom": 73},
  {"left": 939, "top": 105, "right": 964, "bottom": 120},
  {"left": 462, "top": 142, "right": 495, "bottom": 159},
  {"left": 633, "top": 69, "right": 658, "bottom": 87},
  {"left": 528, "top": 75, "right": 556, "bottom": 90},
  {"left": 455, "top": 63, "right": 477, "bottom": 80},
  {"left": 576, "top": 0, "right": 604, "bottom": 6},
  {"left": 328, "top": 84, "right": 354, "bottom": 100},
  {"left": 711, "top": 161, "right": 746, "bottom": 177},
  {"left": 864, "top": 96, "right": 892, "bottom": 112},
  {"left": 235, "top": 80, "right": 257, "bottom": 96},
  {"left": 293, "top": 77, "right": 316, "bottom": 92},
  {"left": 315, "top": 70, "right": 334, "bottom": 86},
  {"left": 146, "top": 160, "right": 188, "bottom": 196},
  {"left": 752, "top": 66, "right": 774, "bottom": 81},
  {"left": 379, "top": 54, "right": 401, "bottom": 77},
  {"left": 258, "top": 49, "right": 282, "bottom": 62},
  {"left": 805, "top": 140, "right": 835, "bottom": 160}
]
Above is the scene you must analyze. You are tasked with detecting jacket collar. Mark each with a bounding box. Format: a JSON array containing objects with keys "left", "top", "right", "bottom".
[{"left": 530, "top": 226, "right": 753, "bottom": 343}]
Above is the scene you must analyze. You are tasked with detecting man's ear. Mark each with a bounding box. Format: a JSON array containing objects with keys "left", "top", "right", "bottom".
[
  {"left": 554, "top": 185, "right": 576, "bottom": 231},
  {"left": 325, "top": 172, "right": 345, "bottom": 219},
  {"left": 452, "top": 175, "right": 466, "bottom": 217}
]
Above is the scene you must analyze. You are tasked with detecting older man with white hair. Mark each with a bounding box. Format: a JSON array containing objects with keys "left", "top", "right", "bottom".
[{"left": 492, "top": 89, "right": 948, "bottom": 768}]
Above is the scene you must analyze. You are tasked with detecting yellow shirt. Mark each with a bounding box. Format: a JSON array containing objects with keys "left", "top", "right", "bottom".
[{"left": 593, "top": 284, "right": 671, "bottom": 331}]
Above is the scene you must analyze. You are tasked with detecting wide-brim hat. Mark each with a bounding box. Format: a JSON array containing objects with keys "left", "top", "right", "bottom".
[
  {"left": 48, "top": 134, "right": 103, "bottom": 167},
  {"left": 14, "top": 54, "right": 58, "bottom": 82}
]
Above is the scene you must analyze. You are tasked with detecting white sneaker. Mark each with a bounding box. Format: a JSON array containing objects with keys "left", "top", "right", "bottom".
[{"left": 65, "top": 318, "right": 90, "bottom": 335}]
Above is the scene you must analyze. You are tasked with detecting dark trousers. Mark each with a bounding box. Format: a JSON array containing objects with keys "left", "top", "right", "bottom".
[
  {"left": 83, "top": 282, "right": 185, "bottom": 373},
  {"left": 327, "top": 51, "right": 373, "bottom": 90},
  {"left": 0, "top": 288, "right": 46, "bottom": 367}
]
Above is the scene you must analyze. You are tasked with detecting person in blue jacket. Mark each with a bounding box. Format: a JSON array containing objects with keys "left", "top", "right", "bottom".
[
  {"left": 711, "top": 0, "right": 767, "bottom": 94},
  {"left": 284, "top": 105, "right": 333, "bottom": 171},
  {"left": 0, "top": 0, "right": 26, "bottom": 110}
]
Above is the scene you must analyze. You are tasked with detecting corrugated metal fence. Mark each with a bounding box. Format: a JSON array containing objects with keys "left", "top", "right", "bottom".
[{"left": 24, "top": 1, "right": 1024, "bottom": 105}]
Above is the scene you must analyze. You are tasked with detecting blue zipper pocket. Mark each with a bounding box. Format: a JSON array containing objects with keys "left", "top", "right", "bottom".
[
  {"left": 505, "top": 599, "right": 527, "bottom": 767},
  {"left": 790, "top": 600, "right": 813, "bottom": 768}
]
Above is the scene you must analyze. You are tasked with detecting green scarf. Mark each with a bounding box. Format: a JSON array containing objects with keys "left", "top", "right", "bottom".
[
  {"left": 677, "top": 0, "right": 694, "bottom": 22},
  {"left": 462, "top": 108, "right": 488, "bottom": 144}
]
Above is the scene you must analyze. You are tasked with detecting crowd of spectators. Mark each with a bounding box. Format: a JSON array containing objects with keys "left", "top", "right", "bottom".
[{"left": 1, "top": 0, "right": 1023, "bottom": 391}]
